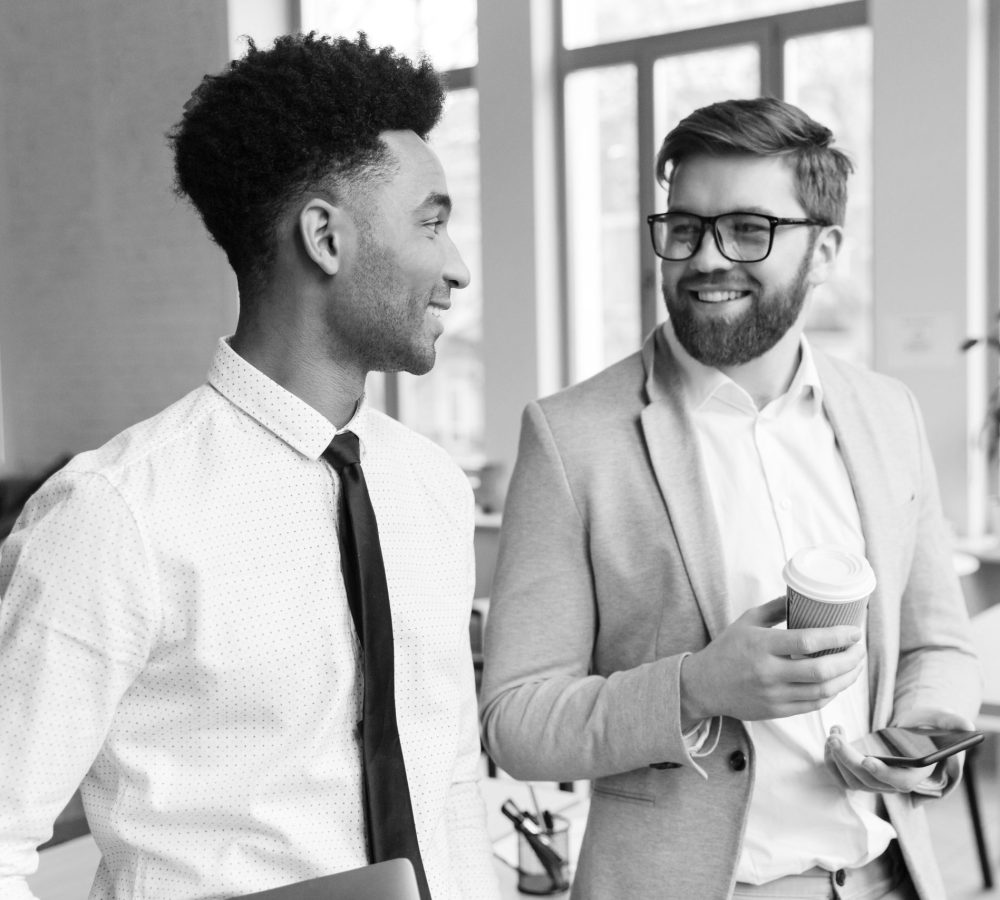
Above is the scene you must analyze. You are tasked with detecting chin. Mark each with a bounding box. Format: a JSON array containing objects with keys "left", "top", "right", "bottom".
[{"left": 401, "top": 346, "right": 437, "bottom": 376}]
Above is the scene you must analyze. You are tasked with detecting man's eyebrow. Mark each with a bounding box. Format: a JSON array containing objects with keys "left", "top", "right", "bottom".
[{"left": 415, "top": 192, "right": 452, "bottom": 214}]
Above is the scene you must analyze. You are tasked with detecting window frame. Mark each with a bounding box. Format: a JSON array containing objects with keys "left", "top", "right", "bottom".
[{"left": 555, "top": 1, "right": 868, "bottom": 381}]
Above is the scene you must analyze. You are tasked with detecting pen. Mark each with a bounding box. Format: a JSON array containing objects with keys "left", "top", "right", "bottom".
[
  {"left": 501, "top": 799, "right": 569, "bottom": 890},
  {"left": 528, "top": 784, "right": 543, "bottom": 824}
]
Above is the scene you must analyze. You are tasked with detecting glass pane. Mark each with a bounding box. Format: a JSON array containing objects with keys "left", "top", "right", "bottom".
[
  {"left": 397, "top": 89, "right": 484, "bottom": 466},
  {"left": 651, "top": 45, "right": 761, "bottom": 323},
  {"left": 653, "top": 44, "right": 761, "bottom": 164},
  {"left": 565, "top": 65, "right": 640, "bottom": 381},
  {"left": 785, "top": 26, "right": 873, "bottom": 367},
  {"left": 564, "top": 0, "right": 844, "bottom": 48},
  {"left": 301, "top": 0, "right": 476, "bottom": 69}
]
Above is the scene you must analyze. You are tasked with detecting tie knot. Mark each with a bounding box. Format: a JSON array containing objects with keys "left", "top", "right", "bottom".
[{"left": 324, "top": 431, "right": 361, "bottom": 472}]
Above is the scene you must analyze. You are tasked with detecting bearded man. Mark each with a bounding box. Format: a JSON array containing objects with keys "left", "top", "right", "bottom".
[{"left": 480, "top": 97, "right": 980, "bottom": 900}]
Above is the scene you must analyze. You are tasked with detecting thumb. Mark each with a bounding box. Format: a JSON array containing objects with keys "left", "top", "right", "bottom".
[{"left": 740, "top": 595, "right": 788, "bottom": 628}]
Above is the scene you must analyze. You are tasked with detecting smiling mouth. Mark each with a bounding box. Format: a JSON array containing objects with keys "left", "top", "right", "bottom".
[{"left": 691, "top": 288, "right": 751, "bottom": 303}]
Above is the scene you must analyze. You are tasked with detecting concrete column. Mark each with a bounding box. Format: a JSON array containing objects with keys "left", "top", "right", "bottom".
[
  {"left": 477, "top": 0, "right": 562, "bottom": 496},
  {"left": 871, "top": 0, "right": 991, "bottom": 535}
]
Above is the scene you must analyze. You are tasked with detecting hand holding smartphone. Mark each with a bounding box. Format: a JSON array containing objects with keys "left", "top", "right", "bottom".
[{"left": 853, "top": 725, "right": 983, "bottom": 768}]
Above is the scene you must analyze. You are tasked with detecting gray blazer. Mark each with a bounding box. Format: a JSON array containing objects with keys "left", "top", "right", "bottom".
[{"left": 480, "top": 326, "right": 981, "bottom": 900}]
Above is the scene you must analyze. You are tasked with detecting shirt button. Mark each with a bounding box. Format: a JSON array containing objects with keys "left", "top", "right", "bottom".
[
  {"left": 729, "top": 750, "right": 747, "bottom": 771},
  {"left": 835, "top": 869, "right": 846, "bottom": 886}
]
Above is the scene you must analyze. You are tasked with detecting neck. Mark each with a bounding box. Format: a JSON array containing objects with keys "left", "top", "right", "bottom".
[
  {"left": 231, "top": 303, "right": 365, "bottom": 430},
  {"left": 718, "top": 323, "right": 805, "bottom": 409}
]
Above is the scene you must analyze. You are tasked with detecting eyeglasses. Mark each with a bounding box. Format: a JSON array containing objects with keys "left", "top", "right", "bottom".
[{"left": 646, "top": 211, "right": 830, "bottom": 263}]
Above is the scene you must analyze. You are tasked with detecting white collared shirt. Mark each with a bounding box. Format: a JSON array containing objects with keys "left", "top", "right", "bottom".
[
  {"left": 0, "top": 338, "right": 500, "bottom": 900},
  {"left": 665, "top": 322, "right": 896, "bottom": 884}
]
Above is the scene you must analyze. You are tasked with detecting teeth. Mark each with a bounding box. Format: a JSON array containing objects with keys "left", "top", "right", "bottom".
[
  {"left": 429, "top": 307, "right": 442, "bottom": 318},
  {"left": 695, "top": 290, "right": 745, "bottom": 302}
]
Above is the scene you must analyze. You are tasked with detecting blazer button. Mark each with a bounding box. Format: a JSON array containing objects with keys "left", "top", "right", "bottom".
[
  {"left": 729, "top": 750, "right": 747, "bottom": 771},
  {"left": 835, "top": 869, "right": 846, "bottom": 886}
]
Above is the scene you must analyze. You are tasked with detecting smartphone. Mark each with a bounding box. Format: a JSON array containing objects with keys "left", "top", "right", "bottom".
[{"left": 854, "top": 725, "right": 984, "bottom": 768}]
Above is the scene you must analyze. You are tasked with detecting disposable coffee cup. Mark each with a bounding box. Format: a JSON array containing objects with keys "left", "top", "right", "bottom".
[{"left": 782, "top": 545, "right": 876, "bottom": 657}]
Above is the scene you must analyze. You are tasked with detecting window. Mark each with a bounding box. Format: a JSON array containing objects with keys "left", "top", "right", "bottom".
[
  {"left": 301, "top": 0, "right": 476, "bottom": 68},
  {"left": 299, "top": 0, "right": 483, "bottom": 464},
  {"left": 564, "top": 65, "right": 639, "bottom": 376},
  {"left": 559, "top": 1, "right": 872, "bottom": 381},
  {"left": 564, "top": 0, "right": 850, "bottom": 48},
  {"left": 398, "top": 88, "right": 484, "bottom": 464}
]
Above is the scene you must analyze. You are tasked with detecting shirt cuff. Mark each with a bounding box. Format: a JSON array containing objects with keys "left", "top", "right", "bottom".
[
  {"left": 682, "top": 716, "right": 719, "bottom": 757},
  {"left": 912, "top": 762, "right": 949, "bottom": 798}
]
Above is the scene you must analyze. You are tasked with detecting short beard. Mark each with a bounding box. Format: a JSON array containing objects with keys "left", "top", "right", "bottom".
[{"left": 666, "top": 244, "right": 813, "bottom": 368}]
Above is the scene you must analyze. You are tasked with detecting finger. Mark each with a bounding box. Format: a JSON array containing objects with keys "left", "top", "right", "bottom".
[
  {"left": 826, "top": 735, "right": 887, "bottom": 791},
  {"left": 831, "top": 733, "right": 932, "bottom": 793},
  {"left": 774, "top": 644, "right": 866, "bottom": 686},
  {"left": 824, "top": 736, "right": 866, "bottom": 790},
  {"left": 741, "top": 596, "right": 789, "bottom": 628},
  {"left": 828, "top": 744, "right": 872, "bottom": 790},
  {"left": 855, "top": 756, "right": 933, "bottom": 792},
  {"left": 774, "top": 626, "right": 864, "bottom": 661}
]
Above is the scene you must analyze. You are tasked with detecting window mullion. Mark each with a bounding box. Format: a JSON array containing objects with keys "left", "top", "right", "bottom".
[
  {"left": 760, "top": 22, "right": 783, "bottom": 97},
  {"left": 637, "top": 51, "right": 659, "bottom": 338}
]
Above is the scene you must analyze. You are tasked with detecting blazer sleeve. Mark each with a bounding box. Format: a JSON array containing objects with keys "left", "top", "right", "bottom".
[
  {"left": 891, "top": 387, "right": 982, "bottom": 725},
  {"left": 478, "top": 402, "right": 701, "bottom": 783}
]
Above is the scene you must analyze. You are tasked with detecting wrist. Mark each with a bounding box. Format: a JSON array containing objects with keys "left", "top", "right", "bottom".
[{"left": 679, "top": 651, "right": 710, "bottom": 729}]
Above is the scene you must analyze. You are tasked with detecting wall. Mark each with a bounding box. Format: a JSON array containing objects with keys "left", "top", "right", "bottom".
[{"left": 0, "top": 0, "right": 235, "bottom": 476}]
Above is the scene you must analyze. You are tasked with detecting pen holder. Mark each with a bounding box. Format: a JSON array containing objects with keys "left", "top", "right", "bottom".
[{"left": 517, "top": 813, "right": 570, "bottom": 895}]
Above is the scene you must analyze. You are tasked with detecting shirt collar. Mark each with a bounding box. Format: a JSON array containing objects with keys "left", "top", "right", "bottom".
[
  {"left": 663, "top": 319, "right": 824, "bottom": 413},
  {"left": 207, "top": 337, "right": 370, "bottom": 461}
]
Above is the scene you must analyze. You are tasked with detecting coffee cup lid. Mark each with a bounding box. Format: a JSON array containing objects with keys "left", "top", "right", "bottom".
[{"left": 782, "top": 545, "right": 876, "bottom": 602}]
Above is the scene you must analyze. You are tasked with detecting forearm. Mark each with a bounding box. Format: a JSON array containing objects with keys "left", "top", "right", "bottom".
[
  {"left": 481, "top": 653, "right": 691, "bottom": 781},
  {"left": 0, "top": 621, "right": 125, "bottom": 888},
  {"left": 0, "top": 474, "right": 151, "bottom": 888}
]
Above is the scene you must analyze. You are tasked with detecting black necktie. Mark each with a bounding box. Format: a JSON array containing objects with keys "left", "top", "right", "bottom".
[{"left": 323, "top": 431, "right": 431, "bottom": 900}]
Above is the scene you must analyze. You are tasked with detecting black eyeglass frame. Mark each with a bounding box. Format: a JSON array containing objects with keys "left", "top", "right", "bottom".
[{"left": 645, "top": 211, "right": 832, "bottom": 263}]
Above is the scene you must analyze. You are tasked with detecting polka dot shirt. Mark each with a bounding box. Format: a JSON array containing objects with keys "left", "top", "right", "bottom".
[{"left": 0, "top": 338, "right": 500, "bottom": 900}]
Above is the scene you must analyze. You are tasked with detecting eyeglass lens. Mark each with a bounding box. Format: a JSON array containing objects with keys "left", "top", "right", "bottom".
[{"left": 654, "top": 213, "right": 773, "bottom": 262}]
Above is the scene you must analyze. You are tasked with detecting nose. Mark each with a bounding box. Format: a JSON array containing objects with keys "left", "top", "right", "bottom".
[
  {"left": 687, "top": 223, "right": 734, "bottom": 273},
  {"left": 444, "top": 234, "right": 471, "bottom": 290}
]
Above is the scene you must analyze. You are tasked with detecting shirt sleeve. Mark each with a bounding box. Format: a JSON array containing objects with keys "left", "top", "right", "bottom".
[
  {"left": 442, "top": 491, "right": 501, "bottom": 900},
  {"left": 0, "top": 471, "right": 157, "bottom": 894}
]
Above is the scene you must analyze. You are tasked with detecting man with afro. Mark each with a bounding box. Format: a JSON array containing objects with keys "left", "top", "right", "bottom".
[{"left": 0, "top": 33, "right": 500, "bottom": 899}]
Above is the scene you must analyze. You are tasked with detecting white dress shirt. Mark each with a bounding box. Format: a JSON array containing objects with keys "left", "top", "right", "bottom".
[
  {"left": 0, "top": 338, "right": 500, "bottom": 900},
  {"left": 665, "top": 323, "right": 897, "bottom": 884}
]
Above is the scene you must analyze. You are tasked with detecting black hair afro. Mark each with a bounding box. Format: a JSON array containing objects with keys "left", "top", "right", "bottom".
[{"left": 169, "top": 32, "right": 445, "bottom": 288}]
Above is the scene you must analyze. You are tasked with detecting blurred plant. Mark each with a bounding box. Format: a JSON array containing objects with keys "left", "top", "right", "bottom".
[{"left": 961, "top": 327, "right": 1000, "bottom": 462}]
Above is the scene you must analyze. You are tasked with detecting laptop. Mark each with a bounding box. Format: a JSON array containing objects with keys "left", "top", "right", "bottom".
[{"left": 233, "top": 858, "right": 422, "bottom": 899}]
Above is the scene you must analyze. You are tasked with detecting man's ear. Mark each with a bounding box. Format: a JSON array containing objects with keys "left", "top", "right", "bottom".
[
  {"left": 806, "top": 224, "right": 844, "bottom": 287},
  {"left": 299, "top": 197, "right": 346, "bottom": 276}
]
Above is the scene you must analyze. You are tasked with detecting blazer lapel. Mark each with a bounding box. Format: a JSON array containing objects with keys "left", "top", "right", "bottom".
[
  {"left": 639, "top": 328, "right": 731, "bottom": 640},
  {"left": 813, "top": 355, "right": 890, "bottom": 718}
]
